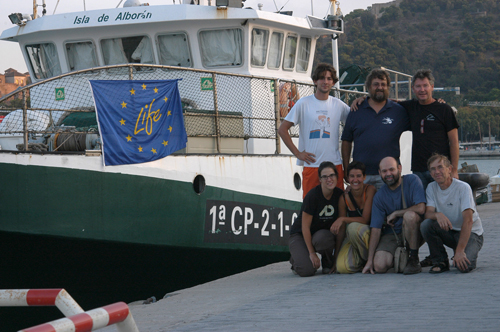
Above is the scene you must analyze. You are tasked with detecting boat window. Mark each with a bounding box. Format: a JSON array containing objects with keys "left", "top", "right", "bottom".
[
  {"left": 282, "top": 34, "right": 297, "bottom": 71},
  {"left": 66, "top": 41, "right": 98, "bottom": 71},
  {"left": 267, "top": 32, "right": 283, "bottom": 70},
  {"left": 101, "top": 36, "right": 154, "bottom": 65},
  {"left": 251, "top": 28, "right": 269, "bottom": 67},
  {"left": 199, "top": 28, "right": 242, "bottom": 67},
  {"left": 25, "top": 43, "right": 62, "bottom": 79},
  {"left": 296, "top": 37, "right": 311, "bottom": 72},
  {"left": 157, "top": 33, "right": 191, "bottom": 67}
]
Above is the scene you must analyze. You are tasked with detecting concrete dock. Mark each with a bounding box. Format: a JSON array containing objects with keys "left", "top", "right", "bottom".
[{"left": 104, "top": 203, "right": 500, "bottom": 332}]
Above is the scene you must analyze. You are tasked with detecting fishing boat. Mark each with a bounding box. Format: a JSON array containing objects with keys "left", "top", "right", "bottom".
[{"left": 0, "top": 0, "right": 372, "bottom": 305}]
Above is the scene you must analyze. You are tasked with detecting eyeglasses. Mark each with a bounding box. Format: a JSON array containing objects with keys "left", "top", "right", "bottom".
[{"left": 320, "top": 173, "right": 337, "bottom": 180}]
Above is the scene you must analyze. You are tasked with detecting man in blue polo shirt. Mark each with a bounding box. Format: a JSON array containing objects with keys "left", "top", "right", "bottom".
[
  {"left": 362, "top": 157, "right": 426, "bottom": 275},
  {"left": 341, "top": 68, "right": 410, "bottom": 189}
]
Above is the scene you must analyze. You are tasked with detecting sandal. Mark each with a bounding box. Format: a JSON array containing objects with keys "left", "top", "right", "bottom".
[
  {"left": 429, "top": 261, "right": 450, "bottom": 274},
  {"left": 420, "top": 255, "right": 432, "bottom": 267}
]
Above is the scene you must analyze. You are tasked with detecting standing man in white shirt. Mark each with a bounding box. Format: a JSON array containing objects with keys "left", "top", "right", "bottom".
[{"left": 278, "top": 63, "right": 350, "bottom": 198}]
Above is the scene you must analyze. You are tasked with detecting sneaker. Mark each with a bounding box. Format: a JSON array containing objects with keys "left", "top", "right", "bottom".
[
  {"left": 420, "top": 255, "right": 432, "bottom": 267},
  {"left": 322, "top": 267, "right": 331, "bottom": 274},
  {"left": 403, "top": 256, "right": 422, "bottom": 275},
  {"left": 291, "top": 266, "right": 298, "bottom": 275}
]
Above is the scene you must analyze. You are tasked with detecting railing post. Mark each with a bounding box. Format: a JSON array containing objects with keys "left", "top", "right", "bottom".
[
  {"left": 212, "top": 73, "right": 221, "bottom": 153},
  {"left": 22, "top": 90, "right": 28, "bottom": 151},
  {"left": 408, "top": 77, "right": 412, "bottom": 99},
  {"left": 395, "top": 73, "right": 399, "bottom": 100},
  {"left": 128, "top": 65, "right": 133, "bottom": 80},
  {"left": 274, "top": 79, "right": 281, "bottom": 154}
]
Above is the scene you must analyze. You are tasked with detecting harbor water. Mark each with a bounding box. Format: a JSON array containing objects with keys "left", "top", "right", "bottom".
[{"left": 459, "top": 157, "right": 500, "bottom": 178}]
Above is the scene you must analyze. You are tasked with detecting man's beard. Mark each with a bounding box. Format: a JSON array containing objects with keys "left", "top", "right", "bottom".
[
  {"left": 383, "top": 172, "right": 400, "bottom": 186},
  {"left": 370, "top": 89, "right": 389, "bottom": 102}
]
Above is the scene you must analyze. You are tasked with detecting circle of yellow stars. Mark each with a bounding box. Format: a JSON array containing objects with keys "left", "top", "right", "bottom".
[{"left": 118, "top": 84, "right": 173, "bottom": 154}]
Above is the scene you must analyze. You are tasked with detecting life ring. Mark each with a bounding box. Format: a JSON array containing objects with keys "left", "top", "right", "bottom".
[{"left": 279, "top": 82, "right": 300, "bottom": 117}]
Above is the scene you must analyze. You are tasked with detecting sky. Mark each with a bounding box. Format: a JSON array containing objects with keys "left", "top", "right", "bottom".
[{"left": 0, "top": 0, "right": 391, "bottom": 73}]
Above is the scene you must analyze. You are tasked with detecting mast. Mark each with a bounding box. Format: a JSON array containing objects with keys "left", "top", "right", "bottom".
[{"left": 330, "top": 0, "right": 340, "bottom": 88}]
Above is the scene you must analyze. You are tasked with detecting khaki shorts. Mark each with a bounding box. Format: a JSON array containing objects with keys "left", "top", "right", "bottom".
[{"left": 376, "top": 232, "right": 404, "bottom": 256}]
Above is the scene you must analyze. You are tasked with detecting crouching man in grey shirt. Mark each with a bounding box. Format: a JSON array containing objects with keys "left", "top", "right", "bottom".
[{"left": 420, "top": 154, "right": 484, "bottom": 273}]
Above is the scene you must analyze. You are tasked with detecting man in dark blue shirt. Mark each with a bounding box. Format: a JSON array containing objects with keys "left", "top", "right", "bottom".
[{"left": 341, "top": 69, "right": 410, "bottom": 190}]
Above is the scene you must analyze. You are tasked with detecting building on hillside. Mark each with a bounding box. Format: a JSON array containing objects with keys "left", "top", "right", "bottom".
[
  {"left": 369, "top": 0, "right": 403, "bottom": 19},
  {"left": 0, "top": 68, "right": 30, "bottom": 100},
  {"left": 4, "top": 68, "right": 30, "bottom": 86}
]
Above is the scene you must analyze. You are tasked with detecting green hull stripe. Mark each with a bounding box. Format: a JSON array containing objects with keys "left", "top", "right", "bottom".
[{"left": 0, "top": 163, "right": 301, "bottom": 252}]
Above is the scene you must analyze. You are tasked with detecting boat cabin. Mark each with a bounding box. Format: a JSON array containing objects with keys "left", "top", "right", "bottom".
[{"left": 1, "top": 1, "right": 342, "bottom": 83}]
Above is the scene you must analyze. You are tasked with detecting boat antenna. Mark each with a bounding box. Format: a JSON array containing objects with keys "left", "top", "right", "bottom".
[
  {"left": 311, "top": 0, "right": 313, "bottom": 16},
  {"left": 324, "top": 1, "right": 332, "bottom": 19},
  {"left": 53, "top": 0, "right": 60, "bottom": 15},
  {"left": 116, "top": 0, "right": 124, "bottom": 7},
  {"left": 84, "top": 0, "right": 86, "bottom": 11},
  {"left": 277, "top": 0, "right": 291, "bottom": 12},
  {"left": 272, "top": 0, "right": 279, "bottom": 11}
]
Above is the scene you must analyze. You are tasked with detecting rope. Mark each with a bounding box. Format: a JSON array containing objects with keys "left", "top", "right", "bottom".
[{"left": 54, "top": 133, "right": 87, "bottom": 151}]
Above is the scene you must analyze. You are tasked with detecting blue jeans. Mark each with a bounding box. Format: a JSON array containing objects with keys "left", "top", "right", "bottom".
[
  {"left": 420, "top": 219, "right": 484, "bottom": 272},
  {"left": 364, "top": 174, "right": 384, "bottom": 190},
  {"left": 413, "top": 171, "right": 434, "bottom": 191}
]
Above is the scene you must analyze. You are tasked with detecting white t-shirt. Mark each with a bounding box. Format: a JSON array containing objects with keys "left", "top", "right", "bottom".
[
  {"left": 426, "top": 178, "right": 484, "bottom": 236},
  {"left": 284, "top": 95, "right": 349, "bottom": 167}
]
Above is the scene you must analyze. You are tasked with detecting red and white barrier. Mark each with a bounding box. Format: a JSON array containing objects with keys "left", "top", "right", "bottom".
[
  {"left": 0, "top": 289, "right": 84, "bottom": 316},
  {"left": 0, "top": 289, "right": 139, "bottom": 332},
  {"left": 19, "top": 302, "right": 139, "bottom": 332}
]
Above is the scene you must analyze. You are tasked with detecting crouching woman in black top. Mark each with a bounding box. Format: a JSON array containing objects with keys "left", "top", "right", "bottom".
[{"left": 289, "top": 161, "right": 344, "bottom": 277}]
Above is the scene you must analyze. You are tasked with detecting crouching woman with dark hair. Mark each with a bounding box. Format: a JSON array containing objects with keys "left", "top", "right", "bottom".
[
  {"left": 289, "top": 161, "right": 344, "bottom": 276},
  {"left": 332, "top": 161, "right": 376, "bottom": 273}
]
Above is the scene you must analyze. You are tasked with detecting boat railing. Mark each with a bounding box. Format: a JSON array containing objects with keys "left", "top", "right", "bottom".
[
  {"left": 0, "top": 64, "right": 368, "bottom": 155},
  {"left": 340, "top": 67, "right": 413, "bottom": 101},
  {"left": 380, "top": 67, "right": 413, "bottom": 100}
]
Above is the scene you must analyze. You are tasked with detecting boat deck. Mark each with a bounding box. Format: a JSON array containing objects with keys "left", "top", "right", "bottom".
[{"left": 103, "top": 202, "right": 500, "bottom": 332}]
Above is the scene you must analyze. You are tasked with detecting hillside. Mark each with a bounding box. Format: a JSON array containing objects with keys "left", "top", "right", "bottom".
[{"left": 315, "top": 0, "right": 500, "bottom": 102}]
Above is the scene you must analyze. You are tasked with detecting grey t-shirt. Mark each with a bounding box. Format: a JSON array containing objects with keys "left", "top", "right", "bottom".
[{"left": 426, "top": 178, "right": 484, "bottom": 236}]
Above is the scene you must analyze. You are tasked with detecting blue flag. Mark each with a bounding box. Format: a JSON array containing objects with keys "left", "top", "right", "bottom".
[{"left": 89, "top": 80, "right": 187, "bottom": 166}]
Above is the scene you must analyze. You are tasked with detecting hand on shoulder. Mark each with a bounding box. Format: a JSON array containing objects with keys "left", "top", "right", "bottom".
[{"left": 350, "top": 96, "right": 366, "bottom": 112}]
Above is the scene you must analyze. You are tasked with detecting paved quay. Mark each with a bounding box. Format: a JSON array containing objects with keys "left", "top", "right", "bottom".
[{"left": 104, "top": 203, "right": 500, "bottom": 332}]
